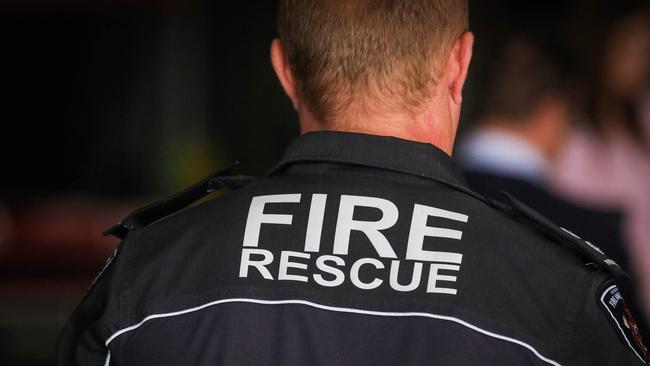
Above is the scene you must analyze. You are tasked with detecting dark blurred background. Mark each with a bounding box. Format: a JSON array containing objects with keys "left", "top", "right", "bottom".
[{"left": 1, "top": 1, "right": 649, "bottom": 365}]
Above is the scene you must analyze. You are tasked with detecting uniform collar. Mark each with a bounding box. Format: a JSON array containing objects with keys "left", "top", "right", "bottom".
[{"left": 269, "top": 131, "right": 468, "bottom": 188}]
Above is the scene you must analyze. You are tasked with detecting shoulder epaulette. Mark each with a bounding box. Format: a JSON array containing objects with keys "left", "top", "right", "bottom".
[
  {"left": 103, "top": 162, "right": 257, "bottom": 240},
  {"left": 496, "top": 192, "right": 627, "bottom": 279}
]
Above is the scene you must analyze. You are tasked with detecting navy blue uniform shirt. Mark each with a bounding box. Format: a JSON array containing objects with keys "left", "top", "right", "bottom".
[{"left": 58, "top": 131, "right": 649, "bottom": 365}]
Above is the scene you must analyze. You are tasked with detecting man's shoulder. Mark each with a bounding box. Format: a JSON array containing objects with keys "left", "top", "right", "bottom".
[{"left": 464, "top": 170, "right": 623, "bottom": 241}]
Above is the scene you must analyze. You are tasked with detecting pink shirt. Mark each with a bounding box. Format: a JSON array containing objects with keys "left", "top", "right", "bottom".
[{"left": 551, "top": 101, "right": 650, "bottom": 315}]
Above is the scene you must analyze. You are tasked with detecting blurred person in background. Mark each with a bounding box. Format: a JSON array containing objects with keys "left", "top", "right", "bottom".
[
  {"left": 457, "top": 37, "right": 627, "bottom": 265},
  {"left": 459, "top": 38, "right": 573, "bottom": 191},
  {"left": 550, "top": 2, "right": 650, "bottom": 318},
  {"left": 457, "top": 37, "right": 649, "bottom": 339}
]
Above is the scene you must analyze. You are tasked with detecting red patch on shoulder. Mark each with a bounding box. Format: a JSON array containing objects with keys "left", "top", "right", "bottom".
[{"left": 599, "top": 283, "right": 649, "bottom": 363}]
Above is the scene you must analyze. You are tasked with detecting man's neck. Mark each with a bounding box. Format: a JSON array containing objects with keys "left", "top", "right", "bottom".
[{"left": 298, "top": 105, "right": 456, "bottom": 156}]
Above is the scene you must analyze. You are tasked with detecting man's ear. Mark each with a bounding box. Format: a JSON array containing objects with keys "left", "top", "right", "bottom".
[
  {"left": 271, "top": 39, "right": 299, "bottom": 110},
  {"left": 447, "top": 32, "right": 474, "bottom": 105}
]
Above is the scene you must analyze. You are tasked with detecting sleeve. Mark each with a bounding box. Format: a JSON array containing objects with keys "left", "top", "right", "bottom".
[
  {"left": 565, "top": 274, "right": 649, "bottom": 365},
  {"left": 57, "top": 241, "right": 127, "bottom": 366}
]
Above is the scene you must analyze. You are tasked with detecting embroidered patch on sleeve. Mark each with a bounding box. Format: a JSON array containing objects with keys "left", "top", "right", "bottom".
[{"left": 599, "top": 283, "right": 649, "bottom": 364}]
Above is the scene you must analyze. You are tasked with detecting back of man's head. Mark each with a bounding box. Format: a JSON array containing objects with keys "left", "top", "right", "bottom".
[
  {"left": 277, "top": 0, "right": 469, "bottom": 126},
  {"left": 472, "top": 38, "right": 571, "bottom": 160},
  {"left": 480, "top": 38, "right": 568, "bottom": 123}
]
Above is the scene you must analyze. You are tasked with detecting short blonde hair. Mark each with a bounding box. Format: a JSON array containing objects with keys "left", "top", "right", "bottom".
[{"left": 277, "top": 0, "right": 468, "bottom": 123}]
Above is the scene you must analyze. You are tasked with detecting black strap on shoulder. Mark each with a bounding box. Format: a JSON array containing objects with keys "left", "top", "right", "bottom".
[
  {"left": 103, "top": 162, "right": 257, "bottom": 240},
  {"left": 499, "top": 192, "right": 627, "bottom": 279}
]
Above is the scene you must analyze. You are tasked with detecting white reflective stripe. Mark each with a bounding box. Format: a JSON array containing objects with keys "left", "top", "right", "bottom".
[
  {"left": 600, "top": 284, "right": 645, "bottom": 363},
  {"left": 104, "top": 352, "right": 110, "bottom": 366},
  {"left": 104, "top": 298, "right": 562, "bottom": 366}
]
